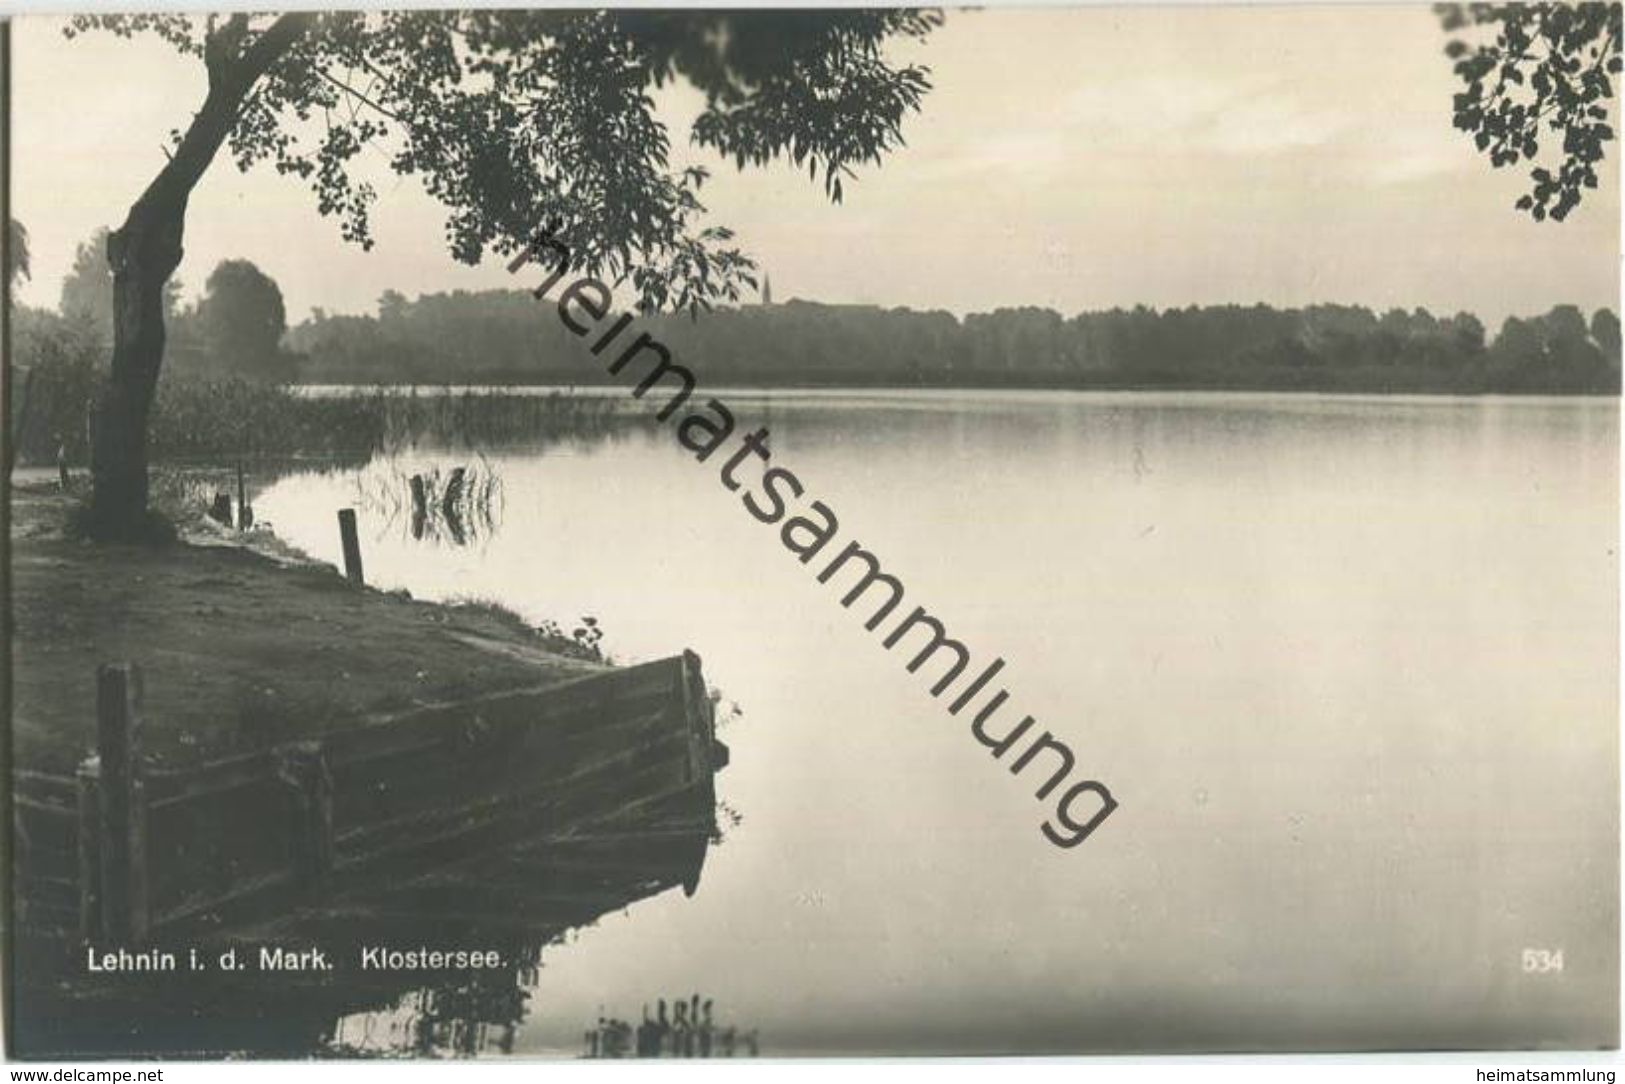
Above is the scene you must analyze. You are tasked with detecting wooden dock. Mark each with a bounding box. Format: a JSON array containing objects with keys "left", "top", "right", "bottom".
[{"left": 13, "top": 649, "right": 729, "bottom": 959}]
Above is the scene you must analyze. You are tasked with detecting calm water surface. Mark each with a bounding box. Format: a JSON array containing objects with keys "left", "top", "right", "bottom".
[{"left": 257, "top": 390, "right": 1620, "bottom": 1055}]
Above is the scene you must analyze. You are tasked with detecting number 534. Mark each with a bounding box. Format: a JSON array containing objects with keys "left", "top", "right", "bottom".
[{"left": 1523, "top": 949, "right": 1565, "bottom": 973}]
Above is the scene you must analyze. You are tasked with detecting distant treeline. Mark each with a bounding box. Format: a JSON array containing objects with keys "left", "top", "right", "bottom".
[{"left": 287, "top": 292, "right": 1622, "bottom": 394}]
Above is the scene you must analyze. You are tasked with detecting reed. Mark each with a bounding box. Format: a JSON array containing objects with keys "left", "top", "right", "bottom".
[
  {"left": 10, "top": 365, "right": 644, "bottom": 466},
  {"left": 153, "top": 381, "right": 640, "bottom": 460}
]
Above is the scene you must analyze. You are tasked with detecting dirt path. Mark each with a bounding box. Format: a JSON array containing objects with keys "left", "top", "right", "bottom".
[{"left": 9, "top": 484, "right": 603, "bottom": 776}]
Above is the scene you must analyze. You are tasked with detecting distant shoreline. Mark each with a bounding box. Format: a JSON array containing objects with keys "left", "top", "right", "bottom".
[{"left": 280, "top": 293, "right": 1621, "bottom": 397}]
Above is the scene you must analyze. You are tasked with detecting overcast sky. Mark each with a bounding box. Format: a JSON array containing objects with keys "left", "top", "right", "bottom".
[{"left": 9, "top": 5, "right": 1622, "bottom": 327}]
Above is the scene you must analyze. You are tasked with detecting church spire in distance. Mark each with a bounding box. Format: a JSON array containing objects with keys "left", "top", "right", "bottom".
[{"left": 760, "top": 273, "right": 773, "bottom": 306}]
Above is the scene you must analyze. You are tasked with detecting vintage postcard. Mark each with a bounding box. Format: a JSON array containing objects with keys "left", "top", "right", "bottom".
[{"left": 3, "top": 3, "right": 1619, "bottom": 1060}]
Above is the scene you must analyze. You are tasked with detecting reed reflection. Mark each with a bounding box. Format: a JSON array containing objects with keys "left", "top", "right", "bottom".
[
  {"left": 584, "top": 995, "right": 761, "bottom": 1058},
  {"left": 351, "top": 459, "right": 505, "bottom": 549}
]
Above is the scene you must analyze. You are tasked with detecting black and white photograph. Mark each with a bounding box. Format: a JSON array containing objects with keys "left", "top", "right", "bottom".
[{"left": 2, "top": 2, "right": 1620, "bottom": 1063}]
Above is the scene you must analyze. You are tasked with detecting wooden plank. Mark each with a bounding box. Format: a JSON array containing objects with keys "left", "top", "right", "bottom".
[
  {"left": 674, "top": 650, "right": 720, "bottom": 896},
  {"left": 16, "top": 802, "right": 78, "bottom": 855},
  {"left": 18, "top": 874, "right": 81, "bottom": 912},
  {"left": 410, "top": 852, "right": 699, "bottom": 892},
  {"left": 154, "top": 867, "right": 301, "bottom": 930},
  {"left": 15, "top": 902, "right": 78, "bottom": 937},
  {"left": 14, "top": 770, "right": 79, "bottom": 805},
  {"left": 142, "top": 709, "right": 685, "bottom": 927},
  {"left": 75, "top": 760, "right": 100, "bottom": 944},
  {"left": 154, "top": 751, "right": 703, "bottom": 938},
  {"left": 330, "top": 744, "right": 699, "bottom": 885},
  {"left": 144, "top": 778, "right": 299, "bottom": 923},
  {"left": 331, "top": 722, "right": 691, "bottom": 857},
  {"left": 371, "top": 800, "right": 710, "bottom": 891},
  {"left": 15, "top": 793, "right": 81, "bottom": 819},
  {"left": 47, "top": 652, "right": 715, "bottom": 945},
  {"left": 328, "top": 707, "right": 672, "bottom": 833},
  {"left": 319, "top": 655, "right": 678, "bottom": 765},
  {"left": 144, "top": 656, "right": 681, "bottom": 808},
  {"left": 146, "top": 752, "right": 280, "bottom": 811},
  {"left": 275, "top": 743, "right": 333, "bottom": 884},
  {"left": 95, "top": 662, "right": 149, "bottom": 943},
  {"left": 17, "top": 844, "right": 78, "bottom": 881}
]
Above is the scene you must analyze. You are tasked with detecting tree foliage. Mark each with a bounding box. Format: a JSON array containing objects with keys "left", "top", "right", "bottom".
[
  {"left": 1591, "top": 305, "right": 1622, "bottom": 356},
  {"left": 58, "top": 227, "right": 182, "bottom": 341},
  {"left": 65, "top": 11, "right": 942, "bottom": 315},
  {"left": 9, "top": 306, "right": 104, "bottom": 464},
  {"left": 1439, "top": 2, "right": 1623, "bottom": 221},
  {"left": 194, "top": 259, "right": 290, "bottom": 379},
  {"left": 6, "top": 219, "right": 30, "bottom": 289},
  {"left": 59, "top": 228, "right": 115, "bottom": 338}
]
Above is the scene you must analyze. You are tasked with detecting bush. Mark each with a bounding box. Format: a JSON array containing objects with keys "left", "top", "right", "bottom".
[{"left": 9, "top": 309, "right": 103, "bottom": 464}]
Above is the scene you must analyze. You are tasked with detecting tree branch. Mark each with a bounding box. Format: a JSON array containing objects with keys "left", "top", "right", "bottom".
[
  {"left": 315, "top": 68, "right": 404, "bottom": 123},
  {"left": 140, "top": 13, "right": 318, "bottom": 214},
  {"left": 238, "top": 14, "right": 316, "bottom": 82},
  {"left": 202, "top": 13, "right": 249, "bottom": 85}
]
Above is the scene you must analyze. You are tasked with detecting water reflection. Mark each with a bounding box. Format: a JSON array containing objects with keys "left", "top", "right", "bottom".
[
  {"left": 350, "top": 459, "right": 505, "bottom": 549},
  {"left": 583, "top": 996, "right": 761, "bottom": 1058},
  {"left": 253, "top": 391, "right": 1617, "bottom": 1054},
  {"left": 14, "top": 786, "right": 716, "bottom": 1059}
]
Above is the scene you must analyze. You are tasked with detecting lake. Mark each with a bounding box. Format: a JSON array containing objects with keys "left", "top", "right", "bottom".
[{"left": 255, "top": 389, "right": 1619, "bottom": 1055}]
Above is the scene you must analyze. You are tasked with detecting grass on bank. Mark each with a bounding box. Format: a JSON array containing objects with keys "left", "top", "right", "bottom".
[{"left": 10, "top": 481, "right": 611, "bottom": 777}]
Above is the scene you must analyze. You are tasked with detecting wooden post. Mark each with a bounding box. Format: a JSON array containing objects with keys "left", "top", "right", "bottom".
[
  {"left": 75, "top": 757, "right": 102, "bottom": 943},
  {"left": 338, "top": 508, "right": 364, "bottom": 584},
  {"left": 95, "top": 663, "right": 148, "bottom": 943},
  {"left": 276, "top": 742, "right": 334, "bottom": 884},
  {"left": 57, "top": 443, "right": 70, "bottom": 490},
  {"left": 236, "top": 459, "right": 252, "bottom": 529}
]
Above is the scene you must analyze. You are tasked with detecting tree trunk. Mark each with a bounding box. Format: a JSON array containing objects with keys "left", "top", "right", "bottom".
[
  {"left": 88, "top": 203, "right": 185, "bottom": 537},
  {"left": 85, "top": 14, "right": 312, "bottom": 540}
]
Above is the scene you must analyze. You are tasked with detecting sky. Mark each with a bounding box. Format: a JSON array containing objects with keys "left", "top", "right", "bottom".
[{"left": 8, "top": 5, "right": 1622, "bottom": 328}]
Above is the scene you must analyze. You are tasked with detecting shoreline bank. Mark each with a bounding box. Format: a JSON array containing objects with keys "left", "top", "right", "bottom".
[{"left": 9, "top": 480, "right": 605, "bottom": 777}]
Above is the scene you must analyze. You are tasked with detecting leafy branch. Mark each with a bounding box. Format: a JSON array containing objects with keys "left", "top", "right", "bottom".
[{"left": 1439, "top": 2, "right": 1623, "bottom": 221}]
